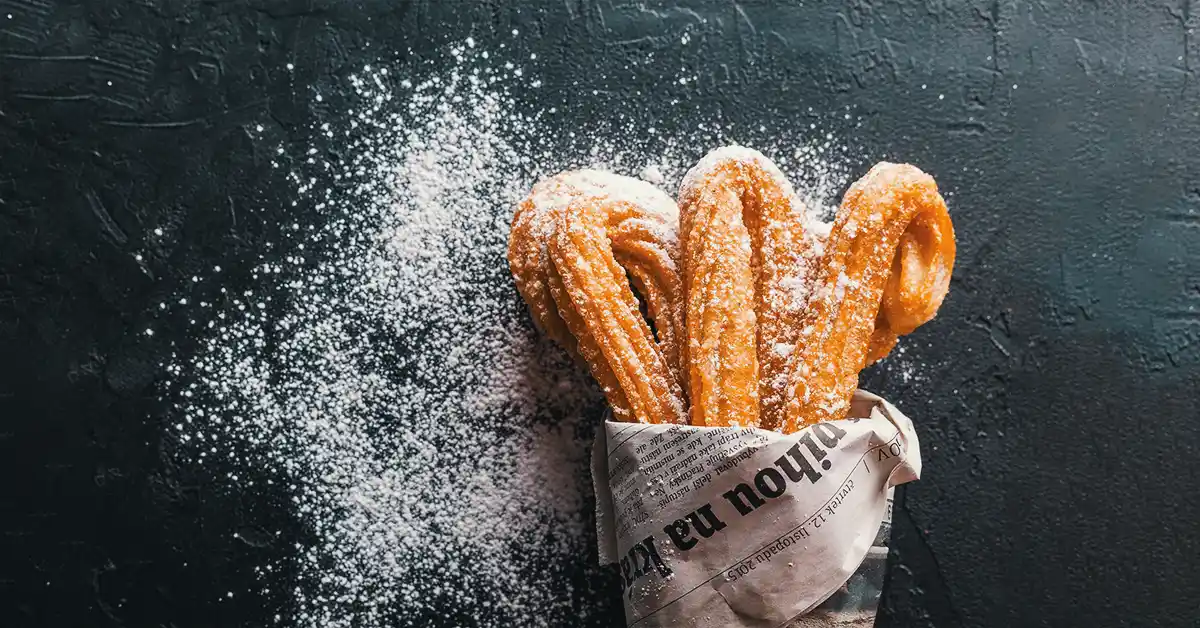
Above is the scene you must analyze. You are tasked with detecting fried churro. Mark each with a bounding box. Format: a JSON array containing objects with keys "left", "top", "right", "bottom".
[
  {"left": 508, "top": 170, "right": 687, "bottom": 424},
  {"left": 677, "top": 147, "right": 817, "bottom": 428},
  {"left": 509, "top": 154, "right": 955, "bottom": 434},
  {"left": 783, "top": 162, "right": 955, "bottom": 432}
]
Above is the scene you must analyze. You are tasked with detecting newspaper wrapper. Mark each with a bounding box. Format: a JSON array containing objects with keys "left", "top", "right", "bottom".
[{"left": 592, "top": 390, "right": 920, "bottom": 627}]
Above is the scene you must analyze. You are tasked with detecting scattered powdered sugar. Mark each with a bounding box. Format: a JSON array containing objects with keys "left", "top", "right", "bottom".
[
  {"left": 832, "top": 271, "right": 858, "bottom": 302},
  {"left": 639, "top": 163, "right": 666, "bottom": 185},
  {"left": 526, "top": 168, "right": 680, "bottom": 232},
  {"left": 167, "top": 44, "right": 613, "bottom": 628},
  {"left": 163, "top": 41, "right": 863, "bottom": 628},
  {"left": 679, "top": 143, "right": 835, "bottom": 241}
]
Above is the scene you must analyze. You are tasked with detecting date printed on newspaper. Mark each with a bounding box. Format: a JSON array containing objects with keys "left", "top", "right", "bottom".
[{"left": 592, "top": 391, "right": 922, "bottom": 628}]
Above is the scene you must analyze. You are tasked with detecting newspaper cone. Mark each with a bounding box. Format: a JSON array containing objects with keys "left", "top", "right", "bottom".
[{"left": 593, "top": 391, "right": 920, "bottom": 628}]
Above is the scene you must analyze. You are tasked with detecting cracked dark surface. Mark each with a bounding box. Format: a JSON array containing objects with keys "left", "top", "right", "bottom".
[{"left": 2, "top": 1, "right": 1198, "bottom": 627}]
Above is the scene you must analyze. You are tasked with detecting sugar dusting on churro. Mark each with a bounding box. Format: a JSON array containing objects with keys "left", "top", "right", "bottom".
[{"left": 161, "top": 40, "right": 885, "bottom": 628}]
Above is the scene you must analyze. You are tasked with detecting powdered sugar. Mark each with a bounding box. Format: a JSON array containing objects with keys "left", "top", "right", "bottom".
[
  {"left": 163, "top": 41, "right": 863, "bottom": 628},
  {"left": 639, "top": 163, "right": 666, "bottom": 185},
  {"left": 832, "top": 271, "right": 857, "bottom": 302},
  {"left": 678, "top": 143, "right": 837, "bottom": 293},
  {"left": 167, "top": 45, "right": 614, "bottom": 627},
  {"left": 525, "top": 169, "right": 680, "bottom": 237}
]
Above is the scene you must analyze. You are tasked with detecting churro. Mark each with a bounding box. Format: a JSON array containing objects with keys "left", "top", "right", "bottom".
[
  {"left": 508, "top": 170, "right": 687, "bottom": 424},
  {"left": 677, "top": 147, "right": 817, "bottom": 428},
  {"left": 783, "top": 162, "right": 955, "bottom": 432},
  {"left": 509, "top": 155, "right": 954, "bottom": 433}
]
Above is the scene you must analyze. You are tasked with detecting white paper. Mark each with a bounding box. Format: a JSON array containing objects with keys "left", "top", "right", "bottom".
[{"left": 592, "top": 390, "right": 921, "bottom": 628}]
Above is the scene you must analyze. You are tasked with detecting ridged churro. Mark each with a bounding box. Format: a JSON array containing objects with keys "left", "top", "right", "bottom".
[
  {"left": 783, "top": 162, "right": 955, "bottom": 432},
  {"left": 508, "top": 154, "right": 955, "bottom": 434},
  {"left": 677, "top": 147, "right": 817, "bottom": 428},
  {"left": 508, "top": 170, "right": 687, "bottom": 424}
]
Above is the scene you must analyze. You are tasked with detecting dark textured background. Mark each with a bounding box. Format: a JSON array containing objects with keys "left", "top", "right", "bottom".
[{"left": 2, "top": 1, "right": 1198, "bottom": 627}]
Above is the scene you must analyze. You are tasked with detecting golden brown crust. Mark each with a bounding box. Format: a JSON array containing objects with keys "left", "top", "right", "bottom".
[
  {"left": 507, "top": 170, "right": 687, "bottom": 423},
  {"left": 508, "top": 183, "right": 579, "bottom": 357},
  {"left": 864, "top": 323, "right": 899, "bottom": 366},
  {"left": 783, "top": 162, "right": 956, "bottom": 432},
  {"left": 550, "top": 199, "right": 687, "bottom": 424},
  {"left": 509, "top": 156, "right": 955, "bottom": 433},
  {"left": 678, "top": 148, "right": 814, "bottom": 428}
]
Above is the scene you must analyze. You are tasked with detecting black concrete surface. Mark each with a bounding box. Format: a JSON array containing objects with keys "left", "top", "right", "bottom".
[{"left": 2, "top": 1, "right": 1198, "bottom": 627}]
